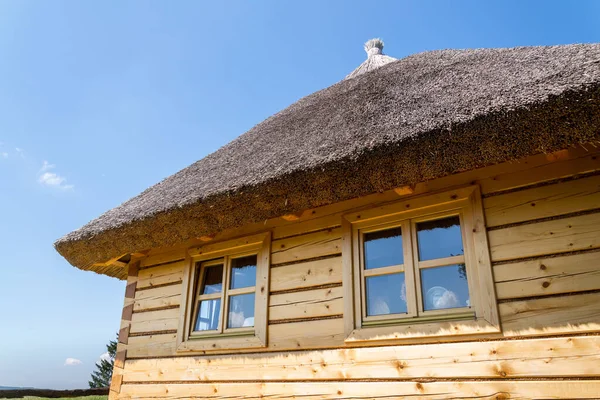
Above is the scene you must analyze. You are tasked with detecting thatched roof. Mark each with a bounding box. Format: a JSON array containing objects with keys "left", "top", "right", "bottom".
[
  {"left": 56, "top": 42, "right": 600, "bottom": 279},
  {"left": 346, "top": 39, "right": 397, "bottom": 79}
]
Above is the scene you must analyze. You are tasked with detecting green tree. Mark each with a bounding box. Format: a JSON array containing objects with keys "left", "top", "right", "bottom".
[{"left": 89, "top": 334, "right": 118, "bottom": 388}]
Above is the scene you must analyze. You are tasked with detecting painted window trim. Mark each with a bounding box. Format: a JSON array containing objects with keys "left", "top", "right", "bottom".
[
  {"left": 342, "top": 185, "right": 500, "bottom": 344},
  {"left": 176, "top": 232, "right": 271, "bottom": 353}
]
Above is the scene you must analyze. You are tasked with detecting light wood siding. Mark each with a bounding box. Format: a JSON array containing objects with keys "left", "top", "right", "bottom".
[{"left": 113, "top": 147, "right": 600, "bottom": 399}]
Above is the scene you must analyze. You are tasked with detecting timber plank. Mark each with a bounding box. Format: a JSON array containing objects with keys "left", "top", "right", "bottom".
[
  {"left": 137, "top": 261, "right": 185, "bottom": 289},
  {"left": 270, "top": 257, "right": 342, "bottom": 292},
  {"left": 488, "top": 212, "right": 600, "bottom": 262},
  {"left": 500, "top": 291, "right": 600, "bottom": 337},
  {"left": 134, "top": 284, "right": 182, "bottom": 312},
  {"left": 271, "top": 227, "right": 342, "bottom": 265},
  {"left": 126, "top": 333, "right": 178, "bottom": 358},
  {"left": 118, "top": 380, "right": 600, "bottom": 399},
  {"left": 269, "top": 286, "right": 343, "bottom": 321},
  {"left": 121, "top": 335, "right": 600, "bottom": 382},
  {"left": 494, "top": 251, "right": 600, "bottom": 300},
  {"left": 130, "top": 308, "right": 179, "bottom": 334},
  {"left": 140, "top": 250, "right": 186, "bottom": 269},
  {"left": 479, "top": 151, "right": 600, "bottom": 195},
  {"left": 484, "top": 174, "right": 600, "bottom": 227}
]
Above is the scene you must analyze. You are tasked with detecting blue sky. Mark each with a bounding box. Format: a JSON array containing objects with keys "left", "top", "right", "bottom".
[{"left": 0, "top": 0, "right": 598, "bottom": 390}]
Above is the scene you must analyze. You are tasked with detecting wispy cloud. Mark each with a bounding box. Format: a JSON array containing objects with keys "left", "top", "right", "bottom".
[
  {"left": 15, "top": 147, "right": 24, "bottom": 158},
  {"left": 64, "top": 358, "right": 82, "bottom": 366},
  {"left": 98, "top": 352, "right": 111, "bottom": 362},
  {"left": 1, "top": 152, "right": 7, "bottom": 158},
  {"left": 38, "top": 161, "right": 74, "bottom": 190}
]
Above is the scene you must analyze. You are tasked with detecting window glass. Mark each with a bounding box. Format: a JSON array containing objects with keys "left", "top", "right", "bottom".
[
  {"left": 417, "top": 216, "right": 463, "bottom": 261},
  {"left": 365, "top": 273, "right": 407, "bottom": 316},
  {"left": 364, "top": 227, "right": 403, "bottom": 270},
  {"left": 228, "top": 293, "right": 255, "bottom": 328},
  {"left": 201, "top": 264, "right": 223, "bottom": 294},
  {"left": 194, "top": 299, "right": 221, "bottom": 331},
  {"left": 230, "top": 255, "right": 257, "bottom": 289},
  {"left": 421, "top": 264, "right": 469, "bottom": 311}
]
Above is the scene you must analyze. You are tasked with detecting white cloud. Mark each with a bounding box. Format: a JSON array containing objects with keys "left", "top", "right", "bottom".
[
  {"left": 40, "top": 160, "right": 55, "bottom": 172},
  {"left": 64, "top": 358, "right": 82, "bottom": 366},
  {"left": 38, "top": 161, "right": 74, "bottom": 190},
  {"left": 99, "top": 352, "right": 111, "bottom": 362},
  {"left": 1, "top": 152, "right": 7, "bottom": 158},
  {"left": 431, "top": 290, "right": 460, "bottom": 309}
]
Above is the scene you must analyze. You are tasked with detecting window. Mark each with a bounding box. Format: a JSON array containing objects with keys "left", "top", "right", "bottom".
[
  {"left": 177, "top": 232, "right": 270, "bottom": 352},
  {"left": 342, "top": 186, "right": 499, "bottom": 343}
]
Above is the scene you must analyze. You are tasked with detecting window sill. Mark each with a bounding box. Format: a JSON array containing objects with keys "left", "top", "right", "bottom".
[
  {"left": 345, "top": 317, "right": 501, "bottom": 344},
  {"left": 177, "top": 333, "right": 266, "bottom": 353}
]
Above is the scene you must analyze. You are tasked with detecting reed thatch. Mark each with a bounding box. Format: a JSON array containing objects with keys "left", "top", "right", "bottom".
[
  {"left": 55, "top": 42, "right": 600, "bottom": 279},
  {"left": 345, "top": 38, "right": 397, "bottom": 79}
]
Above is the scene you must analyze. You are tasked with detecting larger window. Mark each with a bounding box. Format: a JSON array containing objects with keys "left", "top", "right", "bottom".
[
  {"left": 342, "top": 186, "right": 500, "bottom": 343},
  {"left": 177, "top": 232, "right": 270, "bottom": 352}
]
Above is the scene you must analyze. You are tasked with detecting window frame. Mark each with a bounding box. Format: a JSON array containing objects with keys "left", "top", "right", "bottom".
[
  {"left": 177, "top": 232, "right": 271, "bottom": 353},
  {"left": 342, "top": 185, "right": 500, "bottom": 344}
]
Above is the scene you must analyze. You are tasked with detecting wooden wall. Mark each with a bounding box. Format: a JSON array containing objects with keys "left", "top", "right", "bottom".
[{"left": 112, "top": 147, "right": 600, "bottom": 399}]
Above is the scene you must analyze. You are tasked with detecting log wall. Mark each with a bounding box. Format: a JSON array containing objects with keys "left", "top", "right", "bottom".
[{"left": 112, "top": 147, "right": 600, "bottom": 399}]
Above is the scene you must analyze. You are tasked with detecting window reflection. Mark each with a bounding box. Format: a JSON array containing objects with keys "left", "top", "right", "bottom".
[
  {"left": 230, "top": 255, "right": 257, "bottom": 289},
  {"left": 201, "top": 264, "right": 223, "bottom": 295},
  {"left": 228, "top": 293, "right": 255, "bottom": 328},
  {"left": 365, "top": 273, "right": 407, "bottom": 316},
  {"left": 195, "top": 299, "right": 221, "bottom": 331},
  {"left": 417, "top": 216, "right": 463, "bottom": 261},
  {"left": 421, "top": 264, "right": 469, "bottom": 311},
  {"left": 364, "top": 227, "right": 403, "bottom": 270}
]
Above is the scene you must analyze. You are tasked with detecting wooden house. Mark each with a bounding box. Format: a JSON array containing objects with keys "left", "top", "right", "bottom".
[{"left": 56, "top": 40, "right": 600, "bottom": 399}]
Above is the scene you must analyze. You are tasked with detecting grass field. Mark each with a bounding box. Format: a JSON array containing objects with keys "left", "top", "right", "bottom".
[{"left": 0, "top": 397, "right": 107, "bottom": 400}]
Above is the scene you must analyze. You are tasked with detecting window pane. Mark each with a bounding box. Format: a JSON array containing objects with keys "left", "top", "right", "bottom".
[
  {"left": 201, "top": 264, "right": 223, "bottom": 295},
  {"left": 365, "top": 273, "right": 407, "bottom": 316},
  {"left": 230, "top": 255, "right": 257, "bottom": 289},
  {"left": 417, "top": 216, "right": 463, "bottom": 261},
  {"left": 194, "top": 299, "right": 221, "bottom": 331},
  {"left": 421, "top": 264, "right": 470, "bottom": 311},
  {"left": 228, "top": 293, "right": 255, "bottom": 328},
  {"left": 364, "top": 227, "right": 403, "bottom": 270}
]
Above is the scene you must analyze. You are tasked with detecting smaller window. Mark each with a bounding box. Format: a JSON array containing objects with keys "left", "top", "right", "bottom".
[
  {"left": 177, "top": 232, "right": 270, "bottom": 352},
  {"left": 343, "top": 186, "right": 500, "bottom": 343}
]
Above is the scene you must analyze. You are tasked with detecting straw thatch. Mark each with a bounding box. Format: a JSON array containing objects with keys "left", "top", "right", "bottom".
[
  {"left": 56, "top": 42, "right": 600, "bottom": 279},
  {"left": 346, "top": 38, "right": 397, "bottom": 79}
]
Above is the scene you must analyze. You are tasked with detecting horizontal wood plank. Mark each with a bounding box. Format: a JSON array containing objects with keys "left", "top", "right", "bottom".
[
  {"left": 137, "top": 261, "right": 185, "bottom": 289},
  {"left": 134, "top": 285, "right": 182, "bottom": 312},
  {"left": 500, "top": 291, "right": 600, "bottom": 337},
  {"left": 494, "top": 251, "right": 600, "bottom": 300},
  {"left": 130, "top": 308, "right": 179, "bottom": 334},
  {"left": 269, "top": 286, "right": 343, "bottom": 321},
  {"left": 122, "top": 335, "right": 600, "bottom": 382},
  {"left": 118, "top": 380, "right": 600, "bottom": 399},
  {"left": 484, "top": 173, "right": 600, "bottom": 227},
  {"left": 271, "top": 228, "right": 342, "bottom": 265},
  {"left": 479, "top": 151, "right": 600, "bottom": 195},
  {"left": 126, "top": 333, "right": 178, "bottom": 358},
  {"left": 488, "top": 212, "right": 600, "bottom": 262},
  {"left": 270, "top": 257, "right": 342, "bottom": 293},
  {"left": 140, "top": 250, "right": 186, "bottom": 269}
]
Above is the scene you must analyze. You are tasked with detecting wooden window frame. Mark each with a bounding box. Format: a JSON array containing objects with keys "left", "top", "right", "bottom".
[
  {"left": 342, "top": 185, "right": 500, "bottom": 344},
  {"left": 176, "top": 232, "right": 271, "bottom": 353}
]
